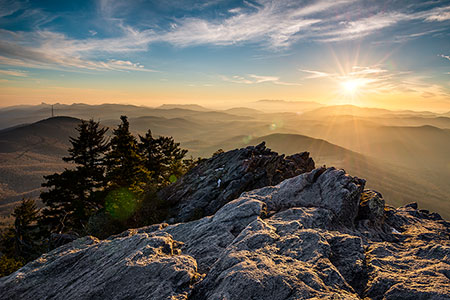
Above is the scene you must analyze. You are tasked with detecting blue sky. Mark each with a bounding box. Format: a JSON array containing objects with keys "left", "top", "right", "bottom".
[{"left": 0, "top": 0, "right": 449, "bottom": 111}]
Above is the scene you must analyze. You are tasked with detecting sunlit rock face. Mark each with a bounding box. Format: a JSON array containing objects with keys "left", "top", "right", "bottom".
[
  {"left": 1, "top": 147, "right": 449, "bottom": 300},
  {"left": 159, "top": 142, "right": 315, "bottom": 223}
]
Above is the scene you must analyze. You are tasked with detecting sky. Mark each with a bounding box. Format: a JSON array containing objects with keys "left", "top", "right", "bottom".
[{"left": 0, "top": 0, "right": 449, "bottom": 111}]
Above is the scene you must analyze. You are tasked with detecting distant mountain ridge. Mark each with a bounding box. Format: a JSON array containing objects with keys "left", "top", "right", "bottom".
[{"left": 0, "top": 102, "right": 449, "bottom": 221}]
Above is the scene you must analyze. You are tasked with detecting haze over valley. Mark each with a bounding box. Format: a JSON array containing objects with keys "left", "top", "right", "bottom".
[{"left": 1, "top": 102, "right": 449, "bottom": 220}]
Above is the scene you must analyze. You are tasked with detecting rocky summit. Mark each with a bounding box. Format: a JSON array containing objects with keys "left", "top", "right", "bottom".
[
  {"left": 159, "top": 142, "right": 315, "bottom": 222},
  {"left": 1, "top": 146, "right": 449, "bottom": 300}
]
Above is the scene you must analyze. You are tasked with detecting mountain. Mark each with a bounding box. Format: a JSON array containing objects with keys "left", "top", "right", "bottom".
[
  {"left": 248, "top": 99, "right": 323, "bottom": 112},
  {"left": 0, "top": 114, "right": 284, "bottom": 218},
  {"left": 0, "top": 103, "right": 247, "bottom": 130},
  {"left": 157, "top": 104, "right": 211, "bottom": 111},
  {"left": 196, "top": 133, "right": 450, "bottom": 219},
  {"left": 222, "top": 107, "right": 263, "bottom": 116},
  {"left": 286, "top": 117, "right": 450, "bottom": 170},
  {"left": 0, "top": 117, "right": 81, "bottom": 216},
  {"left": 0, "top": 116, "right": 80, "bottom": 155},
  {"left": 1, "top": 111, "right": 449, "bottom": 220},
  {"left": 300, "top": 104, "right": 440, "bottom": 118},
  {"left": 1, "top": 145, "right": 448, "bottom": 299}
]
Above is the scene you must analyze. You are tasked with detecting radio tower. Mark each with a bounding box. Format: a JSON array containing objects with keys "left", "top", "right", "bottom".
[{"left": 51, "top": 105, "right": 54, "bottom": 117}]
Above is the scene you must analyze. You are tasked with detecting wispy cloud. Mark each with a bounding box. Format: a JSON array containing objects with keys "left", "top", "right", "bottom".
[
  {"left": 439, "top": 54, "right": 450, "bottom": 62},
  {"left": 299, "top": 65, "right": 449, "bottom": 98},
  {"left": 0, "top": 0, "right": 23, "bottom": 18},
  {"left": 424, "top": 6, "right": 450, "bottom": 22},
  {"left": 299, "top": 69, "right": 332, "bottom": 79},
  {"left": 0, "top": 69, "right": 28, "bottom": 77},
  {"left": 0, "top": 31, "right": 157, "bottom": 72},
  {"left": 314, "top": 12, "right": 407, "bottom": 42},
  {"left": 0, "top": 1, "right": 449, "bottom": 72},
  {"left": 221, "top": 74, "right": 301, "bottom": 86}
]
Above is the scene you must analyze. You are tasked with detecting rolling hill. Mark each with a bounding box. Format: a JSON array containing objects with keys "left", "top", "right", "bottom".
[
  {"left": 0, "top": 103, "right": 448, "bottom": 221},
  {"left": 196, "top": 133, "right": 450, "bottom": 219}
]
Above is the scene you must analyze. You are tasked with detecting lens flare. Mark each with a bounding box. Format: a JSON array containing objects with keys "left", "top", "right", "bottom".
[{"left": 105, "top": 188, "right": 137, "bottom": 220}]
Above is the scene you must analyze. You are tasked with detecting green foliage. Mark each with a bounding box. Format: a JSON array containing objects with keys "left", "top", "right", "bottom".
[
  {"left": 0, "top": 199, "right": 40, "bottom": 276},
  {"left": 37, "top": 115, "right": 192, "bottom": 239},
  {"left": 11, "top": 199, "right": 40, "bottom": 261},
  {"left": 105, "top": 188, "right": 137, "bottom": 221},
  {"left": 85, "top": 210, "right": 125, "bottom": 240},
  {"left": 41, "top": 119, "right": 109, "bottom": 234},
  {"left": 0, "top": 255, "right": 23, "bottom": 277},
  {"left": 139, "top": 130, "right": 188, "bottom": 187},
  {"left": 131, "top": 187, "right": 169, "bottom": 227},
  {"left": 1, "top": 115, "right": 198, "bottom": 274},
  {"left": 105, "top": 116, "right": 150, "bottom": 194}
]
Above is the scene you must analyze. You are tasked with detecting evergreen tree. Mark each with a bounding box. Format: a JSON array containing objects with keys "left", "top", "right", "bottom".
[
  {"left": 0, "top": 198, "right": 39, "bottom": 276},
  {"left": 63, "top": 119, "right": 109, "bottom": 191},
  {"left": 40, "top": 170, "right": 80, "bottom": 233},
  {"left": 11, "top": 199, "right": 39, "bottom": 260},
  {"left": 40, "top": 119, "right": 109, "bottom": 233},
  {"left": 139, "top": 130, "right": 188, "bottom": 187},
  {"left": 105, "top": 116, "right": 150, "bottom": 193}
]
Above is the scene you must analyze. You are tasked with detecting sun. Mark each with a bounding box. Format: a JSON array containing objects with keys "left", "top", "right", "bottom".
[{"left": 341, "top": 79, "right": 362, "bottom": 95}]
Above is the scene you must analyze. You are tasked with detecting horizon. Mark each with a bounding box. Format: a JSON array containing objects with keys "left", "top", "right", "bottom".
[
  {"left": 1, "top": 100, "right": 450, "bottom": 114},
  {"left": 0, "top": 1, "right": 449, "bottom": 111}
]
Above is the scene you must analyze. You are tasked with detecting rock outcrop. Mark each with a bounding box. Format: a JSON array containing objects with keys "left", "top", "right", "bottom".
[
  {"left": 1, "top": 147, "right": 449, "bottom": 300},
  {"left": 159, "top": 142, "right": 315, "bottom": 222}
]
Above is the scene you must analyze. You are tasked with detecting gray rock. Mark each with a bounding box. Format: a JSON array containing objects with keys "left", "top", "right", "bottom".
[
  {"left": 49, "top": 232, "right": 79, "bottom": 249},
  {"left": 1, "top": 148, "right": 449, "bottom": 300},
  {"left": 159, "top": 142, "right": 315, "bottom": 222},
  {"left": 357, "top": 190, "right": 385, "bottom": 222},
  {"left": 0, "top": 232, "right": 201, "bottom": 300}
]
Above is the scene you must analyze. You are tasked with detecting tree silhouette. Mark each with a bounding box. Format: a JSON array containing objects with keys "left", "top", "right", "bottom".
[
  {"left": 41, "top": 119, "right": 109, "bottom": 233},
  {"left": 0, "top": 198, "right": 39, "bottom": 276},
  {"left": 105, "top": 116, "right": 150, "bottom": 194},
  {"left": 11, "top": 199, "right": 39, "bottom": 260},
  {"left": 139, "top": 130, "right": 188, "bottom": 187}
]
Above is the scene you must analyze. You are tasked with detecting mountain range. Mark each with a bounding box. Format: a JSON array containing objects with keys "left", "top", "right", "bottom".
[{"left": 0, "top": 102, "right": 448, "bottom": 221}]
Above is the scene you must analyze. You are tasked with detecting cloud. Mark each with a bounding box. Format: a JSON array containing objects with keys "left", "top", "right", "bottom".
[
  {"left": 221, "top": 74, "right": 301, "bottom": 86},
  {"left": 424, "top": 5, "right": 450, "bottom": 22},
  {"left": 314, "top": 12, "right": 406, "bottom": 42},
  {"left": 425, "top": 12, "right": 450, "bottom": 21},
  {"left": 440, "top": 54, "right": 450, "bottom": 61},
  {"left": 300, "top": 65, "right": 449, "bottom": 98},
  {"left": 0, "top": 0, "right": 23, "bottom": 18},
  {"left": 299, "top": 69, "right": 332, "bottom": 79},
  {"left": 0, "top": 0, "right": 450, "bottom": 72},
  {"left": 0, "top": 31, "right": 157, "bottom": 72},
  {"left": 0, "top": 69, "right": 28, "bottom": 77}
]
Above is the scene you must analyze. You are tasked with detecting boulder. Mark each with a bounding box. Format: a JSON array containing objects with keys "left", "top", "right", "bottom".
[
  {"left": 159, "top": 142, "right": 315, "bottom": 222},
  {"left": 0, "top": 231, "right": 201, "bottom": 300},
  {"left": 1, "top": 147, "right": 449, "bottom": 300}
]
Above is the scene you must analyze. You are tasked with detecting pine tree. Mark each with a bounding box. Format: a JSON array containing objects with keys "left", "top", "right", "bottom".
[
  {"left": 40, "top": 119, "right": 109, "bottom": 233},
  {"left": 105, "top": 116, "right": 150, "bottom": 193},
  {"left": 63, "top": 119, "right": 109, "bottom": 213},
  {"left": 11, "top": 199, "right": 39, "bottom": 260},
  {"left": 0, "top": 198, "right": 39, "bottom": 273},
  {"left": 63, "top": 119, "right": 109, "bottom": 190},
  {"left": 139, "top": 130, "right": 188, "bottom": 187}
]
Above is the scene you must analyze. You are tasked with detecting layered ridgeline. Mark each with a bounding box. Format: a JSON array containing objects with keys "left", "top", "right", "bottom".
[{"left": 1, "top": 144, "right": 448, "bottom": 299}]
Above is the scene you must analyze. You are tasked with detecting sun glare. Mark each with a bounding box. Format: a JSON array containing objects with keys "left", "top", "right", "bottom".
[{"left": 341, "top": 79, "right": 362, "bottom": 95}]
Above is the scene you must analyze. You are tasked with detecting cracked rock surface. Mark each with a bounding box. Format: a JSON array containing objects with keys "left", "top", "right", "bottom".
[
  {"left": 159, "top": 142, "right": 315, "bottom": 222},
  {"left": 1, "top": 147, "right": 449, "bottom": 300}
]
